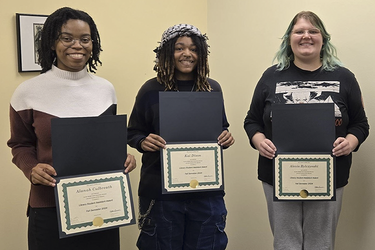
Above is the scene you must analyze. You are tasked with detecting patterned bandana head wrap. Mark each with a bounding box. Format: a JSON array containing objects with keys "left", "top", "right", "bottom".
[{"left": 154, "top": 24, "right": 207, "bottom": 60}]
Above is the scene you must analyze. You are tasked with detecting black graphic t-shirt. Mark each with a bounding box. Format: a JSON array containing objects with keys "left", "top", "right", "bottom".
[{"left": 244, "top": 62, "right": 369, "bottom": 188}]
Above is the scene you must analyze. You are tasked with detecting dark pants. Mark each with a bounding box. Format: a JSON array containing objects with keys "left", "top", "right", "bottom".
[
  {"left": 137, "top": 195, "right": 228, "bottom": 250},
  {"left": 28, "top": 207, "right": 120, "bottom": 250}
]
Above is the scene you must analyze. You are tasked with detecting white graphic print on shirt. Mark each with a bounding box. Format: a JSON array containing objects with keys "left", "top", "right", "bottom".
[{"left": 275, "top": 81, "right": 341, "bottom": 117}]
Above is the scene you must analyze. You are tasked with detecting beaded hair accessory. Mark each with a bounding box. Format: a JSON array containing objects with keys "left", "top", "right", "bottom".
[{"left": 153, "top": 24, "right": 207, "bottom": 60}]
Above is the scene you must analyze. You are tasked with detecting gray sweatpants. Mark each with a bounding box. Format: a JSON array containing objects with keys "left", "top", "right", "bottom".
[{"left": 262, "top": 182, "right": 343, "bottom": 250}]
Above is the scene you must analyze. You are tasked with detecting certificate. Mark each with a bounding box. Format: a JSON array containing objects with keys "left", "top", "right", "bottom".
[
  {"left": 272, "top": 103, "right": 336, "bottom": 201},
  {"left": 54, "top": 171, "right": 135, "bottom": 238},
  {"left": 161, "top": 142, "right": 223, "bottom": 193},
  {"left": 274, "top": 154, "right": 335, "bottom": 201}
]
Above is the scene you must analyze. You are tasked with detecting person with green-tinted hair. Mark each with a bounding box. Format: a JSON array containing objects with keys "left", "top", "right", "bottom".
[{"left": 244, "top": 11, "right": 369, "bottom": 249}]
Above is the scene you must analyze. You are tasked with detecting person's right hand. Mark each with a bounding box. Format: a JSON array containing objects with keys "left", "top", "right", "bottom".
[
  {"left": 141, "top": 133, "right": 166, "bottom": 152},
  {"left": 30, "top": 163, "right": 57, "bottom": 187},
  {"left": 252, "top": 132, "right": 277, "bottom": 159}
]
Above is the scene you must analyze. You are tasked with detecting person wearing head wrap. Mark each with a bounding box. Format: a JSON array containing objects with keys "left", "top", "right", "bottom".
[{"left": 128, "top": 24, "right": 234, "bottom": 249}]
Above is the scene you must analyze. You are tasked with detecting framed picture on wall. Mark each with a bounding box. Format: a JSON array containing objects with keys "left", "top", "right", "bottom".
[{"left": 16, "top": 13, "right": 48, "bottom": 72}]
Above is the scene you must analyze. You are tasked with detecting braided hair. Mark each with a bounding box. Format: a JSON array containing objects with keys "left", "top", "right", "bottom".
[
  {"left": 153, "top": 24, "right": 211, "bottom": 91},
  {"left": 37, "top": 7, "right": 102, "bottom": 73}
]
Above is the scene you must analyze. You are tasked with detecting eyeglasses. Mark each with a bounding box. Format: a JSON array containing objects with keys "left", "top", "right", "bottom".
[
  {"left": 58, "top": 34, "right": 93, "bottom": 48},
  {"left": 292, "top": 29, "right": 321, "bottom": 36}
]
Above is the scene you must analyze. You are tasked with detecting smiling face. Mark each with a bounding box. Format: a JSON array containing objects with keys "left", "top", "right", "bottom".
[
  {"left": 53, "top": 19, "right": 92, "bottom": 72},
  {"left": 173, "top": 36, "right": 198, "bottom": 80},
  {"left": 290, "top": 17, "right": 323, "bottom": 68}
]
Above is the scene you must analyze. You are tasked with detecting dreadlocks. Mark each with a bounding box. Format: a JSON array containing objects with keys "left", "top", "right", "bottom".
[
  {"left": 153, "top": 24, "right": 211, "bottom": 91},
  {"left": 37, "top": 7, "right": 102, "bottom": 73}
]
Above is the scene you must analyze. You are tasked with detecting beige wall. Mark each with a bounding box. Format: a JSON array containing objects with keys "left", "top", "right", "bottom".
[{"left": 1, "top": 0, "right": 374, "bottom": 249}]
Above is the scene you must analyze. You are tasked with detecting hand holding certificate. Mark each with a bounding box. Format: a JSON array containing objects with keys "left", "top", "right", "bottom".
[
  {"left": 51, "top": 115, "right": 135, "bottom": 237},
  {"left": 159, "top": 92, "right": 225, "bottom": 194},
  {"left": 272, "top": 104, "right": 336, "bottom": 201}
]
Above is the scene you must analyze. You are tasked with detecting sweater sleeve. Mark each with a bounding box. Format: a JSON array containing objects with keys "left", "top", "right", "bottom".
[
  {"left": 344, "top": 71, "right": 369, "bottom": 150},
  {"left": 244, "top": 72, "right": 268, "bottom": 149},
  {"left": 127, "top": 104, "right": 147, "bottom": 153},
  {"left": 7, "top": 106, "right": 39, "bottom": 181},
  {"left": 208, "top": 78, "right": 230, "bottom": 131},
  {"left": 127, "top": 81, "right": 156, "bottom": 153}
]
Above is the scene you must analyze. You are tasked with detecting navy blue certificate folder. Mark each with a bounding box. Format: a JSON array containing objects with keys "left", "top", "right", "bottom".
[
  {"left": 272, "top": 103, "right": 335, "bottom": 153},
  {"left": 159, "top": 92, "right": 223, "bottom": 142},
  {"left": 51, "top": 115, "right": 127, "bottom": 177}
]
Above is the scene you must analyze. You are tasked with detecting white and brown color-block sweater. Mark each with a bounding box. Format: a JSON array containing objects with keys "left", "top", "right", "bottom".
[{"left": 7, "top": 65, "right": 117, "bottom": 209}]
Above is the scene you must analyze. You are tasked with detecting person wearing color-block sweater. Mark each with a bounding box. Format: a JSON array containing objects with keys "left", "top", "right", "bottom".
[{"left": 7, "top": 7, "right": 136, "bottom": 250}]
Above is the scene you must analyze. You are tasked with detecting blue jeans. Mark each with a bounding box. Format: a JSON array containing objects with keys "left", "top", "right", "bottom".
[{"left": 137, "top": 195, "right": 228, "bottom": 250}]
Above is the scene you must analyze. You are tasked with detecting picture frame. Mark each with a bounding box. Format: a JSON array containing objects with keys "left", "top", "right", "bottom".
[{"left": 16, "top": 13, "right": 48, "bottom": 72}]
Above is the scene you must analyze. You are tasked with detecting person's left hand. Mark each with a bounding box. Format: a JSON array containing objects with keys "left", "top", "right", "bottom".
[
  {"left": 218, "top": 130, "right": 235, "bottom": 148},
  {"left": 332, "top": 134, "right": 358, "bottom": 157},
  {"left": 124, "top": 153, "right": 136, "bottom": 173}
]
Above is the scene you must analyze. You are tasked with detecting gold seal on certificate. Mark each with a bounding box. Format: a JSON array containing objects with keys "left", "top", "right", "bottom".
[
  {"left": 300, "top": 190, "right": 309, "bottom": 198},
  {"left": 190, "top": 180, "right": 199, "bottom": 188},
  {"left": 93, "top": 217, "right": 104, "bottom": 227},
  {"left": 274, "top": 154, "right": 335, "bottom": 201},
  {"left": 161, "top": 142, "right": 223, "bottom": 193}
]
